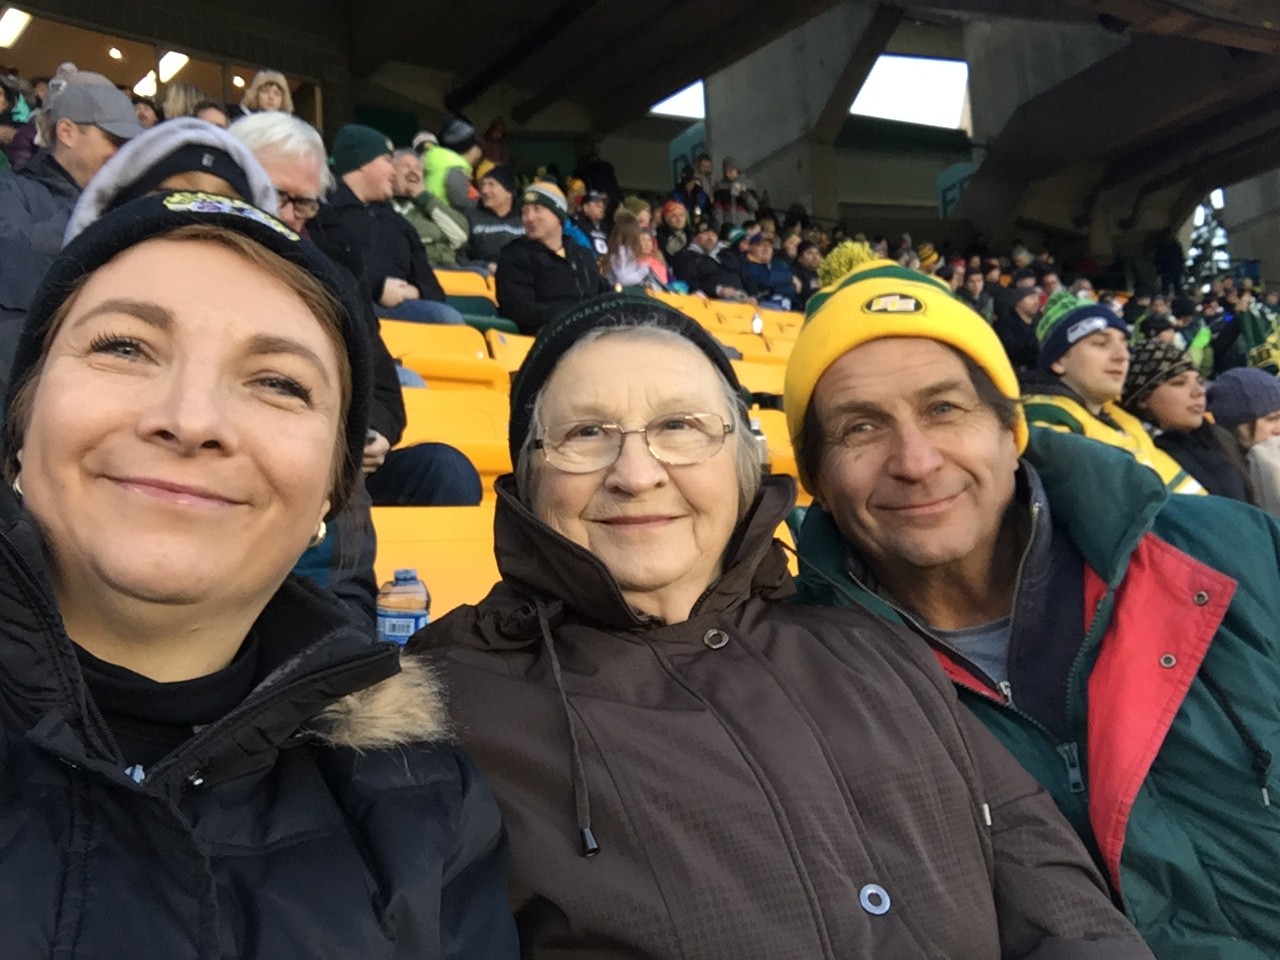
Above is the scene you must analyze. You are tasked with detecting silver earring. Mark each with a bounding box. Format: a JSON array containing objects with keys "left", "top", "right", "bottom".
[
  {"left": 308, "top": 519, "right": 327, "bottom": 548},
  {"left": 11, "top": 474, "right": 21, "bottom": 498}
]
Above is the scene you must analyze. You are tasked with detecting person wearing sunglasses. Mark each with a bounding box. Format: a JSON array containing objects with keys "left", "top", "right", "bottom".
[{"left": 412, "top": 294, "right": 1150, "bottom": 959}]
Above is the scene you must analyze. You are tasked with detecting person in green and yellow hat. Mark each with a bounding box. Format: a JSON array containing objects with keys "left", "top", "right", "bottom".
[
  {"left": 790, "top": 258, "right": 1280, "bottom": 960},
  {"left": 1021, "top": 289, "right": 1203, "bottom": 494}
]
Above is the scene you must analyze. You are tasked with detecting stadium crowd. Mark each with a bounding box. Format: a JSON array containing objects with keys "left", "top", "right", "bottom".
[{"left": 0, "top": 57, "right": 1279, "bottom": 960}]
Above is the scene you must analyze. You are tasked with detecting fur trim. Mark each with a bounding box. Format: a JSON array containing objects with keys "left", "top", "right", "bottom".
[{"left": 314, "top": 655, "right": 451, "bottom": 750}]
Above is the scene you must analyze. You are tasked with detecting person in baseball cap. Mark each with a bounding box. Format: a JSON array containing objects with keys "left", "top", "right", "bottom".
[
  {"left": 788, "top": 258, "right": 1280, "bottom": 960},
  {"left": 0, "top": 74, "right": 143, "bottom": 388}
]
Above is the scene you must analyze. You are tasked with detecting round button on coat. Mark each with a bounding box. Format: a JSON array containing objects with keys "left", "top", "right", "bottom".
[
  {"left": 702, "top": 629, "right": 729, "bottom": 650},
  {"left": 859, "top": 883, "right": 891, "bottom": 916}
]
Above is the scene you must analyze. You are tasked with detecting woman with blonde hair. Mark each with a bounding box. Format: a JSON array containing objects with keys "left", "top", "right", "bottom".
[
  {"left": 160, "top": 81, "right": 205, "bottom": 120},
  {"left": 0, "top": 191, "right": 517, "bottom": 957}
]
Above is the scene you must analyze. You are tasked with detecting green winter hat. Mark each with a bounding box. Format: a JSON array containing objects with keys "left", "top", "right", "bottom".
[
  {"left": 330, "top": 124, "right": 393, "bottom": 177},
  {"left": 1035, "top": 288, "right": 1129, "bottom": 372}
]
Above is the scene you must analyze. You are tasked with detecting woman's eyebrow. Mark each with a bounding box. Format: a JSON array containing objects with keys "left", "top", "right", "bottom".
[
  {"left": 244, "top": 333, "right": 331, "bottom": 383},
  {"left": 70, "top": 298, "right": 174, "bottom": 332}
]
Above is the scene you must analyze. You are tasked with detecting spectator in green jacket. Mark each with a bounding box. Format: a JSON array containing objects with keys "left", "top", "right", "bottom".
[
  {"left": 788, "top": 258, "right": 1280, "bottom": 958},
  {"left": 390, "top": 148, "right": 468, "bottom": 267}
]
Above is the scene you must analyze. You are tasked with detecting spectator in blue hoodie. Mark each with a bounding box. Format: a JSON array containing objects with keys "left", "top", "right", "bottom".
[{"left": 740, "top": 232, "right": 799, "bottom": 309}]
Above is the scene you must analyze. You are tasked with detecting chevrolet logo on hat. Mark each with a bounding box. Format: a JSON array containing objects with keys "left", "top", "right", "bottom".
[{"left": 864, "top": 294, "right": 923, "bottom": 314}]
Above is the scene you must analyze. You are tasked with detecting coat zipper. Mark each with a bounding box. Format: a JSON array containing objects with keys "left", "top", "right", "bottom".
[{"left": 844, "top": 502, "right": 1086, "bottom": 792}]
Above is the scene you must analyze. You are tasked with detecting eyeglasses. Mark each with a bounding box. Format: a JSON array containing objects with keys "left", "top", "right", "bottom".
[
  {"left": 277, "top": 192, "right": 321, "bottom": 220},
  {"left": 534, "top": 412, "right": 733, "bottom": 474}
]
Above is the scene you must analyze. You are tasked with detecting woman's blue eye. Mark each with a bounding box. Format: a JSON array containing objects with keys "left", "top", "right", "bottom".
[
  {"left": 256, "top": 376, "right": 312, "bottom": 404},
  {"left": 88, "top": 334, "right": 146, "bottom": 359}
]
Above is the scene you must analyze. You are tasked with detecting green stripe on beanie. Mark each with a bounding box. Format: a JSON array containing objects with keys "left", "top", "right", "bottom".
[{"left": 1036, "top": 288, "right": 1084, "bottom": 343}]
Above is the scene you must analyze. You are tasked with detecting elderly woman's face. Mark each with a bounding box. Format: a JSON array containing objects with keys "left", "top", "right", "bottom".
[
  {"left": 19, "top": 237, "right": 342, "bottom": 610},
  {"left": 531, "top": 335, "right": 740, "bottom": 618},
  {"left": 257, "top": 82, "right": 286, "bottom": 112}
]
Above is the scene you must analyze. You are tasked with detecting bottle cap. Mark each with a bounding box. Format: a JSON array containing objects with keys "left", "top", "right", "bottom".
[{"left": 394, "top": 568, "right": 419, "bottom": 581}]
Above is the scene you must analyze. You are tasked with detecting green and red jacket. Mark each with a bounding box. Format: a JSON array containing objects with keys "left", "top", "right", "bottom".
[{"left": 795, "top": 426, "right": 1280, "bottom": 959}]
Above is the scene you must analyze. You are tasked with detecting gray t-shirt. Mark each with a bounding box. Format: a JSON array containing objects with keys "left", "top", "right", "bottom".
[{"left": 931, "top": 617, "right": 1012, "bottom": 687}]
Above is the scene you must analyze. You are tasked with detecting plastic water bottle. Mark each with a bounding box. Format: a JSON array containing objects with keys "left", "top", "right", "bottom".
[{"left": 376, "top": 569, "right": 430, "bottom": 645}]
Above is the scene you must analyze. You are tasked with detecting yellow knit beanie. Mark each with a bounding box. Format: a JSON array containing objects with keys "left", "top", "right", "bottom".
[{"left": 784, "top": 259, "right": 1028, "bottom": 491}]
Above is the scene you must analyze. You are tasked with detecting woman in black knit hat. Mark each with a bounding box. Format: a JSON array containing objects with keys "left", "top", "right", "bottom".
[
  {"left": 0, "top": 191, "right": 516, "bottom": 958},
  {"left": 1121, "top": 339, "right": 1253, "bottom": 502}
]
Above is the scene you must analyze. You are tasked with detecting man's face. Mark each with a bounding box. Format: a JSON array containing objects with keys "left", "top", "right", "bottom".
[
  {"left": 1041, "top": 272, "right": 1061, "bottom": 295},
  {"left": 392, "top": 154, "right": 423, "bottom": 198},
  {"left": 694, "top": 229, "right": 717, "bottom": 252},
  {"left": 522, "top": 203, "right": 562, "bottom": 245},
  {"left": 1014, "top": 291, "right": 1040, "bottom": 321},
  {"left": 748, "top": 241, "right": 772, "bottom": 264},
  {"left": 811, "top": 338, "right": 1019, "bottom": 581},
  {"left": 347, "top": 153, "right": 394, "bottom": 203},
  {"left": 478, "top": 175, "right": 511, "bottom": 210},
  {"left": 1050, "top": 327, "right": 1130, "bottom": 408},
  {"left": 800, "top": 247, "right": 822, "bottom": 271},
  {"left": 964, "top": 273, "right": 984, "bottom": 298},
  {"left": 255, "top": 149, "right": 325, "bottom": 233},
  {"left": 724, "top": 165, "right": 739, "bottom": 182},
  {"left": 582, "top": 198, "right": 605, "bottom": 222},
  {"left": 697, "top": 156, "right": 711, "bottom": 175},
  {"left": 57, "top": 121, "right": 124, "bottom": 188}
]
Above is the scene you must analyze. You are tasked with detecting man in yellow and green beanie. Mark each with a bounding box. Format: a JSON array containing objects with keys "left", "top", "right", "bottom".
[
  {"left": 789, "top": 259, "right": 1280, "bottom": 959},
  {"left": 1022, "top": 289, "right": 1203, "bottom": 494}
]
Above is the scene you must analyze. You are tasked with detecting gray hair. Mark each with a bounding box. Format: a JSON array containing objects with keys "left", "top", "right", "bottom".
[
  {"left": 228, "top": 111, "right": 334, "bottom": 193},
  {"left": 515, "top": 323, "right": 762, "bottom": 516},
  {"left": 392, "top": 147, "right": 418, "bottom": 163}
]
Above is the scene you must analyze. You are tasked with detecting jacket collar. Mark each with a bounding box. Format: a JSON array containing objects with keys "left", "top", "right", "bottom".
[
  {"left": 1022, "top": 426, "right": 1165, "bottom": 587},
  {"left": 0, "top": 487, "right": 432, "bottom": 788},
  {"left": 489, "top": 472, "right": 796, "bottom": 634},
  {"left": 22, "top": 149, "right": 79, "bottom": 198}
]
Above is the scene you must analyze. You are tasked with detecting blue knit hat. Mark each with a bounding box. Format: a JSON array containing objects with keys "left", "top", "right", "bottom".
[
  {"left": 1207, "top": 368, "right": 1280, "bottom": 427},
  {"left": 1036, "top": 290, "right": 1129, "bottom": 372}
]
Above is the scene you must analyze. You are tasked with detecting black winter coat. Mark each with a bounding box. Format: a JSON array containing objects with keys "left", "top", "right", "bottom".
[
  {"left": 495, "top": 237, "right": 609, "bottom": 334},
  {"left": 1155, "top": 421, "right": 1254, "bottom": 503},
  {"left": 0, "top": 490, "right": 517, "bottom": 959},
  {"left": 310, "top": 183, "right": 448, "bottom": 306},
  {"left": 0, "top": 151, "right": 80, "bottom": 393}
]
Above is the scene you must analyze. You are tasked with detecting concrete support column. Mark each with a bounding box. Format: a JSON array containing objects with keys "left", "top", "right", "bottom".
[{"left": 703, "top": 0, "right": 899, "bottom": 221}]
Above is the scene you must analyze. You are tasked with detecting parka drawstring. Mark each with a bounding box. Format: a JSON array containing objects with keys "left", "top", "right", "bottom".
[
  {"left": 1200, "top": 667, "right": 1273, "bottom": 807},
  {"left": 535, "top": 599, "right": 601, "bottom": 857}
]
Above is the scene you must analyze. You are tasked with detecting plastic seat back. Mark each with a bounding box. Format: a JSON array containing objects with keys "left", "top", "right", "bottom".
[{"left": 371, "top": 503, "right": 499, "bottom": 617}]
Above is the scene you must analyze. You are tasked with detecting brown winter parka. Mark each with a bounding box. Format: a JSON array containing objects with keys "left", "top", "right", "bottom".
[{"left": 412, "top": 474, "right": 1152, "bottom": 960}]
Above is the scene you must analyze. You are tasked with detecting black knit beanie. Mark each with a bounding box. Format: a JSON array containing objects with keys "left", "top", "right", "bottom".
[
  {"left": 507, "top": 293, "right": 740, "bottom": 467},
  {"left": 5, "top": 191, "right": 372, "bottom": 516}
]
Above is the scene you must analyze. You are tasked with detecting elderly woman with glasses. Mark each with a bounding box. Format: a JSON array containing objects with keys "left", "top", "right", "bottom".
[{"left": 412, "top": 294, "right": 1151, "bottom": 960}]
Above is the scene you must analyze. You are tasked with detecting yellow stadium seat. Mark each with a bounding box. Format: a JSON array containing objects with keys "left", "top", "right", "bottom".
[
  {"left": 715, "top": 331, "right": 781, "bottom": 365},
  {"left": 485, "top": 328, "right": 535, "bottom": 374},
  {"left": 774, "top": 518, "right": 799, "bottom": 576},
  {"left": 433, "top": 269, "right": 498, "bottom": 304},
  {"left": 714, "top": 302, "right": 766, "bottom": 334},
  {"left": 398, "top": 388, "right": 512, "bottom": 495},
  {"left": 380, "top": 320, "right": 488, "bottom": 361},
  {"left": 731, "top": 359, "right": 785, "bottom": 398},
  {"left": 648, "top": 290, "right": 719, "bottom": 326},
  {"left": 399, "top": 353, "right": 509, "bottom": 393},
  {"left": 752, "top": 408, "right": 810, "bottom": 507},
  {"left": 371, "top": 504, "right": 499, "bottom": 618}
]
